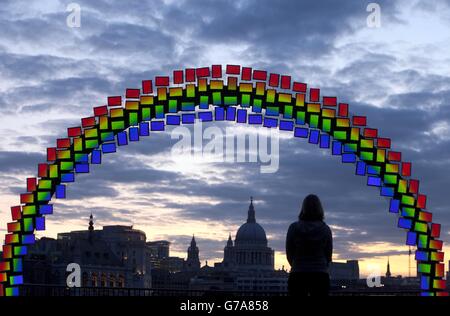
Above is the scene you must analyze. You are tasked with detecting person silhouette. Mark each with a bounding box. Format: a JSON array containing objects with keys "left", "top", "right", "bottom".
[{"left": 285, "top": 194, "right": 333, "bottom": 296}]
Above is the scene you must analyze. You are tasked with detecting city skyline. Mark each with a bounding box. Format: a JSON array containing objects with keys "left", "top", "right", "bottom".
[{"left": 32, "top": 201, "right": 409, "bottom": 279}]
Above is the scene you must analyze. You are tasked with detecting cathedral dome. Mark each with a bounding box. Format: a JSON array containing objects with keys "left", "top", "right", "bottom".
[{"left": 235, "top": 197, "right": 267, "bottom": 246}]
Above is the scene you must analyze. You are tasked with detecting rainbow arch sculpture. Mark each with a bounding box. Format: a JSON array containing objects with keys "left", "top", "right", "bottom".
[{"left": 0, "top": 65, "right": 447, "bottom": 296}]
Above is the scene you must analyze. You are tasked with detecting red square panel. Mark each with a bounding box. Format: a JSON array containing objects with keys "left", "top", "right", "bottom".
[
  {"left": 226, "top": 65, "right": 241, "bottom": 75},
  {"left": 269, "top": 73, "right": 280, "bottom": 87},
  {"left": 155, "top": 76, "right": 170, "bottom": 86},
  {"left": 253, "top": 70, "right": 267, "bottom": 81},
  {"left": 281, "top": 76, "right": 291, "bottom": 89},
  {"left": 142, "top": 80, "right": 153, "bottom": 94},
  {"left": 196, "top": 67, "right": 210, "bottom": 78},
  {"left": 212, "top": 65, "right": 222, "bottom": 78},
  {"left": 323, "top": 97, "right": 337, "bottom": 107},
  {"left": 241, "top": 67, "right": 252, "bottom": 81},
  {"left": 126, "top": 89, "right": 140, "bottom": 99},
  {"left": 186, "top": 69, "right": 196, "bottom": 82},
  {"left": 310, "top": 88, "right": 320, "bottom": 102},
  {"left": 173, "top": 70, "right": 184, "bottom": 84}
]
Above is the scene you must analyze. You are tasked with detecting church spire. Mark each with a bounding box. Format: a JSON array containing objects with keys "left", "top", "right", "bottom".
[
  {"left": 191, "top": 234, "right": 196, "bottom": 246},
  {"left": 386, "top": 257, "right": 391, "bottom": 278},
  {"left": 247, "top": 196, "right": 256, "bottom": 223}
]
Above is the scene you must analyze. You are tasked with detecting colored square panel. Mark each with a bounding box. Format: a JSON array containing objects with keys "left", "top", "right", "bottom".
[
  {"left": 151, "top": 121, "right": 165, "bottom": 131},
  {"left": 26, "top": 178, "right": 37, "bottom": 192},
  {"left": 415, "top": 250, "right": 428, "bottom": 261},
  {"left": 226, "top": 64, "right": 240, "bottom": 75},
  {"left": 241, "top": 67, "right": 252, "bottom": 81},
  {"left": 380, "top": 186, "right": 394, "bottom": 197},
  {"left": 367, "top": 176, "right": 381, "bottom": 186},
  {"left": 248, "top": 114, "right": 263, "bottom": 125},
  {"left": 167, "top": 115, "right": 181, "bottom": 125},
  {"left": 68, "top": 127, "right": 82, "bottom": 137},
  {"left": 409, "top": 179, "right": 419, "bottom": 194},
  {"left": 215, "top": 107, "right": 225, "bottom": 121},
  {"left": 364, "top": 128, "right": 377, "bottom": 138},
  {"left": 319, "top": 134, "right": 330, "bottom": 148},
  {"left": 388, "top": 151, "right": 401, "bottom": 161},
  {"left": 39, "top": 204, "right": 53, "bottom": 215},
  {"left": 308, "top": 130, "right": 320, "bottom": 144},
  {"left": 279, "top": 120, "right": 294, "bottom": 131},
  {"left": 281, "top": 75, "right": 291, "bottom": 89},
  {"left": 355, "top": 161, "right": 366, "bottom": 176},
  {"left": 35, "top": 217, "right": 45, "bottom": 231},
  {"left": 182, "top": 113, "right": 196, "bottom": 124},
  {"left": 263, "top": 117, "right": 278, "bottom": 128},
  {"left": 389, "top": 199, "right": 400, "bottom": 213},
  {"left": 212, "top": 65, "right": 222, "bottom": 78},
  {"left": 417, "top": 194, "right": 427, "bottom": 209},
  {"left": 377, "top": 138, "right": 391, "bottom": 148},
  {"left": 55, "top": 185, "right": 66, "bottom": 199},
  {"left": 431, "top": 223, "right": 441, "bottom": 238},
  {"left": 11, "top": 206, "right": 21, "bottom": 221},
  {"left": 237, "top": 109, "right": 247, "bottom": 123},
  {"left": 342, "top": 153, "right": 356, "bottom": 163},
  {"left": 401, "top": 162, "right": 412, "bottom": 177},
  {"left": 186, "top": 69, "right": 196, "bottom": 82},
  {"left": 332, "top": 141, "right": 342, "bottom": 155},
  {"left": 323, "top": 97, "right": 337, "bottom": 107},
  {"left": 406, "top": 231, "right": 417, "bottom": 246},
  {"left": 398, "top": 217, "right": 412, "bottom": 229},
  {"left": 198, "top": 112, "right": 213, "bottom": 122},
  {"left": 294, "top": 127, "right": 308, "bottom": 138},
  {"left": 292, "top": 82, "right": 307, "bottom": 93},
  {"left": 269, "top": 73, "right": 280, "bottom": 87},
  {"left": 309, "top": 88, "right": 320, "bottom": 102},
  {"left": 126, "top": 89, "right": 140, "bottom": 99},
  {"left": 107, "top": 96, "right": 122, "bottom": 107},
  {"left": 173, "top": 70, "right": 184, "bottom": 84},
  {"left": 253, "top": 70, "right": 267, "bottom": 81},
  {"left": 338, "top": 103, "right": 348, "bottom": 117},
  {"left": 352, "top": 116, "right": 367, "bottom": 126},
  {"left": 155, "top": 76, "right": 169, "bottom": 86},
  {"left": 142, "top": 80, "right": 153, "bottom": 94},
  {"left": 418, "top": 211, "right": 432, "bottom": 222}
]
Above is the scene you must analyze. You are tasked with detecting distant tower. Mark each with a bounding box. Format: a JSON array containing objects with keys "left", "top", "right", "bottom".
[
  {"left": 88, "top": 213, "right": 94, "bottom": 231},
  {"left": 386, "top": 257, "right": 391, "bottom": 278},
  {"left": 88, "top": 213, "right": 94, "bottom": 242},
  {"left": 186, "top": 235, "right": 200, "bottom": 271}
]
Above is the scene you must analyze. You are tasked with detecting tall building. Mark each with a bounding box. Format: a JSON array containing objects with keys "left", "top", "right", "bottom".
[
  {"left": 146, "top": 240, "right": 170, "bottom": 269},
  {"left": 190, "top": 198, "right": 287, "bottom": 292},
  {"left": 329, "top": 260, "right": 360, "bottom": 281},
  {"left": 220, "top": 197, "right": 274, "bottom": 271},
  {"left": 185, "top": 235, "right": 201, "bottom": 271},
  {"left": 24, "top": 215, "right": 152, "bottom": 288}
]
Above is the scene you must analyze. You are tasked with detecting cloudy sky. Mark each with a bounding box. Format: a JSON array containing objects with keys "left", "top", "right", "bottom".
[{"left": 1, "top": 0, "right": 450, "bottom": 278}]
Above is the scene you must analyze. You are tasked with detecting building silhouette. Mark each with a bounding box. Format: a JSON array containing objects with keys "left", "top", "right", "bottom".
[
  {"left": 19, "top": 198, "right": 373, "bottom": 293},
  {"left": 24, "top": 215, "right": 152, "bottom": 288}
]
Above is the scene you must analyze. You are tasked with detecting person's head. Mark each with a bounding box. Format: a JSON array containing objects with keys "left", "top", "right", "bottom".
[{"left": 299, "top": 194, "right": 324, "bottom": 221}]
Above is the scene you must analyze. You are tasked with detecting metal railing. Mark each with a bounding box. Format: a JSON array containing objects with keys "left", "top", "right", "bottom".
[{"left": 19, "top": 283, "right": 421, "bottom": 296}]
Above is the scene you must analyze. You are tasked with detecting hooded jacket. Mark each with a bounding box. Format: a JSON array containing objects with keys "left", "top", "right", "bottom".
[{"left": 285, "top": 220, "right": 332, "bottom": 273}]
